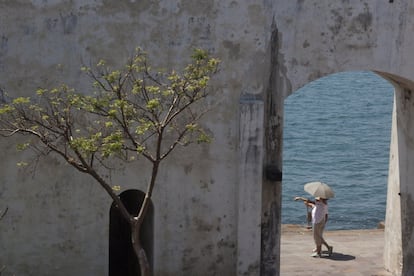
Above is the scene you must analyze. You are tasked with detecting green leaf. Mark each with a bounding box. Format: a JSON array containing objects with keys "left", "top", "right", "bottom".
[
  {"left": 197, "top": 132, "right": 212, "bottom": 143},
  {"left": 185, "top": 123, "right": 198, "bottom": 131},
  {"left": 12, "top": 97, "right": 30, "bottom": 105},
  {"left": 191, "top": 48, "right": 208, "bottom": 61},
  {"left": 36, "top": 88, "right": 47, "bottom": 95},
  {"left": 17, "top": 161, "right": 28, "bottom": 167},
  {"left": 97, "top": 60, "right": 106, "bottom": 67},
  {"left": 16, "top": 143, "right": 30, "bottom": 151},
  {"left": 137, "top": 145, "right": 146, "bottom": 153},
  {"left": 146, "top": 98, "right": 160, "bottom": 110},
  {"left": 0, "top": 105, "right": 15, "bottom": 114}
]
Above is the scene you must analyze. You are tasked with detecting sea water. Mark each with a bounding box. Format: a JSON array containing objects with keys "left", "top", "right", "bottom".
[{"left": 282, "top": 71, "right": 394, "bottom": 230}]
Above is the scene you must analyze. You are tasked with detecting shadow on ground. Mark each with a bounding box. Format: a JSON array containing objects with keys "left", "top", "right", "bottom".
[
  {"left": 281, "top": 227, "right": 392, "bottom": 275},
  {"left": 324, "top": 252, "right": 356, "bottom": 261}
]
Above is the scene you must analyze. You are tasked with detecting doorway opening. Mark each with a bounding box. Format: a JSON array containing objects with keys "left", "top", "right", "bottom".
[
  {"left": 109, "top": 189, "right": 154, "bottom": 276},
  {"left": 282, "top": 71, "right": 393, "bottom": 230}
]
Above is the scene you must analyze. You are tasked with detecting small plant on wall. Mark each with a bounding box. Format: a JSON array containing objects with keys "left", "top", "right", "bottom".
[{"left": 0, "top": 48, "right": 220, "bottom": 276}]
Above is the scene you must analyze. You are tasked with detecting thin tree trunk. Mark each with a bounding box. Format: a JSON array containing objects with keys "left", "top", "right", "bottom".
[{"left": 131, "top": 220, "right": 150, "bottom": 276}]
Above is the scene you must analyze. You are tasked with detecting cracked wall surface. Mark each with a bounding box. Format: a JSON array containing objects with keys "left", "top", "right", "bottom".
[{"left": 0, "top": 1, "right": 414, "bottom": 275}]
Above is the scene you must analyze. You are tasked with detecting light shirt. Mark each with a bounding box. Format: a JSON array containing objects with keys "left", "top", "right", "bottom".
[{"left": 312, "top": 201, "right": 328, "bottom": 224}]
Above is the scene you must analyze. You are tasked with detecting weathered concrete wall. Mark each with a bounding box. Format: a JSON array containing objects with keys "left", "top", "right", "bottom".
[
  {"left": 0, "top": 1, "right": 275, "bottom": 275},
  {"left": 237, "top": 99, "right": 264, "bottom": 275},
  {"left": 384, "top": 94, "right": 403, "bottom": 274},
  {"left": 385, "top": 75, "right": 414, "bottom": 276},
  {"left": 272, "top": 1, "right": 406, "bottom": 90},
  {"left": 1, "top": 0, "right": 414, "bottom": 275}
]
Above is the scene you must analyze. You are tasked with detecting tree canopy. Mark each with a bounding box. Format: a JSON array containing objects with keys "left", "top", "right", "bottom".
[
  {"left": 0, "top": 47, "right": 219, "bottom": 180},
  {"left": 0, "top": 48, "right": 220, "bottom": 275}
]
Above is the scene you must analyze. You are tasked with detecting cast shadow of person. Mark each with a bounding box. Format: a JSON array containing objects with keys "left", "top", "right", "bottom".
[{"left": 325, "top": 252, "right": 356, "bottom": 261}]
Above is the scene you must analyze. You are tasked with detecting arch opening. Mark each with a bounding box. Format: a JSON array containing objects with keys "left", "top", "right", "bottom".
[
  {"left": 282, "top": 70, "right": 393, "bottom": 230},
  {"left": 109, "top": 189, "right": 154, "bottom": 276}
]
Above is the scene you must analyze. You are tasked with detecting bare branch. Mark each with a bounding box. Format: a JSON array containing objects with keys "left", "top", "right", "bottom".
[
  {"left": 0, "top": 129, "right": 19, "bottom": 137},
  {"left": 0, "top": 207, "right": 8, "bottom": 220}
]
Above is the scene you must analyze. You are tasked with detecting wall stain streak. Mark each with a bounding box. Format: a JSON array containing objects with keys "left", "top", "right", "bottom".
[{"left": 261, "top": 17, "right": 286, "bottom": 276}]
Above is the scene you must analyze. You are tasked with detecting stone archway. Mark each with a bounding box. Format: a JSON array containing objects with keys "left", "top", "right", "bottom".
[
  {"left": 274, "top": 69, "right": 414, "bottom": 275},
  {"left": 282, "top": 71, "right": 393, "bottom": 230},
  {"left": 265, "top": 2, "right": 414, "bottom": 274}
]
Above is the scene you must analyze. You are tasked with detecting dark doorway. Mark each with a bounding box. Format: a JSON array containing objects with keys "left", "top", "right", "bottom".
[{"left": 109, "top": 189, "right": 154, "bottom": 276}]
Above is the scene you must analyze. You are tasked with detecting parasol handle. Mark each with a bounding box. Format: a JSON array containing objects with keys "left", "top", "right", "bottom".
[
  {"left": 293, "top": 197, "right": 313, "bottom": 227},
  {"left": 294, "top": 196, "right": 310, "bottom": 202}
]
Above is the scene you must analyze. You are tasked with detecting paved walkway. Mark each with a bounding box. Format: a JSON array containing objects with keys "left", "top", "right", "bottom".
[{"left": 281, "top": 225, "right": 393, "bottom": 276}]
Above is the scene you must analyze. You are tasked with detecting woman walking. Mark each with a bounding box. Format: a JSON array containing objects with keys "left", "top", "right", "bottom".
[{"left": 304, "top": 197, "right": 333, "bottom": 257}]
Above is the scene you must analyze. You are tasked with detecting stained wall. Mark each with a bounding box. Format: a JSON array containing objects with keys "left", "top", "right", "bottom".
[{"left": 0, "top": 1, "right": 413, "bottom": 275}]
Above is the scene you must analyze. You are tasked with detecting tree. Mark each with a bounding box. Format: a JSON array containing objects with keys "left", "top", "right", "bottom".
[{"left": 0, "top": 48, "right": 220, "bottom": 276}]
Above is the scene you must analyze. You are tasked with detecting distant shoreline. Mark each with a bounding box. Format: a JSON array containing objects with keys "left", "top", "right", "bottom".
[{"left": 281, "top": 222, "right": 385, "bottom": 234}]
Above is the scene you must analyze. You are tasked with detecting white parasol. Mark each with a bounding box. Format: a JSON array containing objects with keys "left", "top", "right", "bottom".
[{"left": 304, "top": 181, "right": 335, "bottom": 199}]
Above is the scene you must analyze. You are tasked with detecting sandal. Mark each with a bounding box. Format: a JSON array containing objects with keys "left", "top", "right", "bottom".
[
  {"left": 311, "top": 252, "right": 321, "bottom": 258},
  {"left": 328, "top": 246, "right": 333, "bottom": 256}
]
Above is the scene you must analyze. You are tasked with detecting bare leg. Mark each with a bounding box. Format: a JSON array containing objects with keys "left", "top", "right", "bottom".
[
  {"left": 321, "top": 238, "right": 329, "bottom": 249},
  {"left": 312, "top": 222, "right": 324, "bottom": 256},
  {"left": 313, "top": 221, "right": 333, "bottom": 256},
  {"left": 321, "top": 237, "right": 333, "bottom": 255}
]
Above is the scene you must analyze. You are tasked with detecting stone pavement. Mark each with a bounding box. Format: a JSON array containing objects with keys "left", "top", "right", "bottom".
[{"left": 281, "top": 224, "right": 393, "bottom": 276}]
